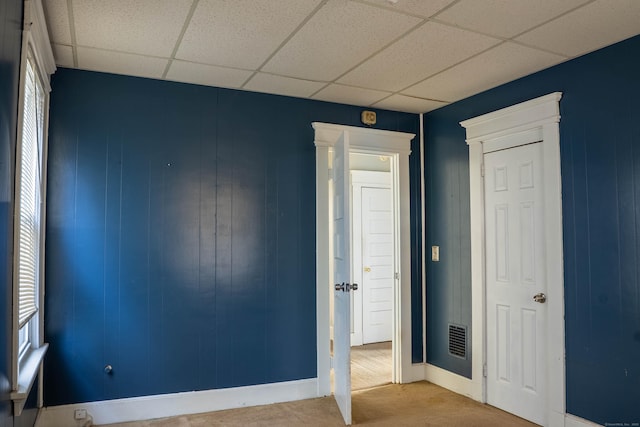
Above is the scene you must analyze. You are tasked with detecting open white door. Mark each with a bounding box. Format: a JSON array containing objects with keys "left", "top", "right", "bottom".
[
  {"left": 314, "top": 122, "right": 419, "bottom": 403},
  {"left": 333, "top": 131, "right": 353, "bottom": 425}
]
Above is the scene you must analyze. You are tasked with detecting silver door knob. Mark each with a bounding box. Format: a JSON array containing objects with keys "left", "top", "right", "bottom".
[
  {"left": 350, "top": 283, "right": 358, "bottom": 291},
  {"left": 533, "top": 293, "right": 546, "bottom": 303},
  {"left": 335, "top": 283, "right": 345, "bottom": 291}
]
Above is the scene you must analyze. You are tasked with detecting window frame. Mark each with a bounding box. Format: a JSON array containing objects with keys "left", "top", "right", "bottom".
[
  {"left": 15, "top": 47, "right": 46, "bottom": 353},
  {"left": 10, "top": 0, "right": 56, "bottom": 416}
]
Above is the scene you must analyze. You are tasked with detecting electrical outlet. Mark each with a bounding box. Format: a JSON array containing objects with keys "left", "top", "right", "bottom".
[
  {"left": 431, "top": 245, "right": 440, "bottom": 262},
  {"left": 74, "top": 409, "right": 87, "bottom": 420}
]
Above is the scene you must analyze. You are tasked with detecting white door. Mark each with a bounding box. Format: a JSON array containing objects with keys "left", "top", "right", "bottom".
[
  {"left": 484, "top": 142, "right": 547, "bottom": 425},
  {"left": 361, "top": 187, "right": 393, "bottom": 344},
  {"left": 333, "top": 132, "right": 352, "bottom": 425}
]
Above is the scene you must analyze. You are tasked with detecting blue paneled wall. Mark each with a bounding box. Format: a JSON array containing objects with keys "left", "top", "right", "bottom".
[
  {"left": 44, "top": 69, "right": 421, "bottom": 405},
  {"left": 425, "top": 35, "right": 640, "bottom": 424}
]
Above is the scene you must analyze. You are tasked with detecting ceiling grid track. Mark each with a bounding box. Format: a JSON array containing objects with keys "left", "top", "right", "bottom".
[
  {"left": 307, "top": 17, "right": 429, "bottom": 100},
  {"left": 66, "top": 0, "right": 78, "bottom": 68},
  {"left": 307, "top": 0, "right": 474, "bottom": 106},
  {"left": 240, "top": 0, "right": 331, "bottom": 89},
  {"left": 161, "top": 0, "right": 201, "bottom": 80}
]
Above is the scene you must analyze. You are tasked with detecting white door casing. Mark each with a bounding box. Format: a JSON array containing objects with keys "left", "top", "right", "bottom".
[
  {"left": 314, "top": 122, "right": 421, "bottom": 401},
  {"left": 333, "top": 132, "right": 352, "bottom": 425},
  {"left": 484, "top": 142, "right": 546, "bottom": 425},
  {"left": 461, "top": 92, "right": 566, "bottom": 426},
  {"left": 351, "top": 171, "right": 392, "bottom": 346}
]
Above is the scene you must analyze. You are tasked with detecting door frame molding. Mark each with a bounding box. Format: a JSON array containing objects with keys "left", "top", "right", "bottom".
[
  {"left": 313, "top": 122, "right": 420, "bottom": 397},
  {"left": 460, "top": 92, "right": 566, "bottom": 426}
]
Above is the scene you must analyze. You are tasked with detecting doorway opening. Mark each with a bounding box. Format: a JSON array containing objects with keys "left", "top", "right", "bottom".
[
  {"left": 328, "top": 150, "right": 397, "bottom": 393},
  {"left": 313, "top": 122, "right": 420, "bottom": 424},
  {"left": 349, "top": 154, "right": 394, "bottom": 391}
]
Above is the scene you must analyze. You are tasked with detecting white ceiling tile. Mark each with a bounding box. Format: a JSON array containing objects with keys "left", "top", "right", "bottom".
[
  {"left": 403, "top": 42, "right": 565, "bottom": 102},
  {"left": 244, "top": 73, "right": 326, "bottom": 98},
  {"left": 166, "top": 61, "right": 253, "bottom": 89},
  {"left": 72, "top": 0, "right": 193, "bottom": 57},
  {"left": 262, "top": 0, "right": 422, "bottom": 81},
  {"left": 516, "top": 0, "right": 640, "bottom": 57},
  {"left": 360, "top": 0, "right": 455, "bottom": 18},
  {"left": 373, "top": 95, "right": 448, "bottom": 113},
  {"left": 176, "top": 0, "right": 322, "bottom": 70},
  {"left": 52, "top": 44, "right": 74, "bottom": 68},
  {"left": 42, "top": 0, "right": 72, "bottom": 44},
  {"left": 77, "top": 47, "right": 168, "bottom": 80},
  {"left": 39, "top": 0, "right": 640, "bottom": 113},
  {"left": 435, "top": 0, "right": 591, "bottom": 38},
  {"left": 312, "top": 84, "right": 391, "bottom": 107},
  {"left": 338, "top": 22, "right": 500, "bottom": 92}
]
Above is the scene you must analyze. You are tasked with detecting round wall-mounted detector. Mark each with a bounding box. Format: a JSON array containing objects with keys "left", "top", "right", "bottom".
[{"left": 361, "top": 110, "right": 377, "bottom": 126}]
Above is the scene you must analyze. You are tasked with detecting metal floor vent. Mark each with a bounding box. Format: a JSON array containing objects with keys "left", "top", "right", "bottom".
[{"left": 448, "top": 324, "right": 467, "bottom": 359}]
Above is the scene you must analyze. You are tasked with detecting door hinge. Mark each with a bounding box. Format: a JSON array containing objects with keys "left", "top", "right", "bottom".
[
  {"left": 480, "top": 163, "right": 485, "bottom": 177},
  {"left": 328, "top": 167, "right": 333, "bottom": 179},
  {"left": 394, "top": 272, "right": 399, "bottom": 280},
  {"left": 483, "top": 363, "right": 487, "bottom": 377}
]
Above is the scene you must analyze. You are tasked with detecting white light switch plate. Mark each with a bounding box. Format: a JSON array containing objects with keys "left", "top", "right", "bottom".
[{"left": 431, "top": 245, "right": 440, "bottom": 262}]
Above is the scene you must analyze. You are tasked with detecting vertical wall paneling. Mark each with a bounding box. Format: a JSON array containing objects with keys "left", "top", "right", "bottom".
[
  {"left": 425, "top": 106, "right": 472, "bottom": 377},
  {"left": 409, "top": 134, "right": 424, "bottom": 363},
  {"left": 44, "top": 69, "right": 421, "bottom": 406},
  {"left": 424, "top": 35, "right": 640, "bottom": 424}
]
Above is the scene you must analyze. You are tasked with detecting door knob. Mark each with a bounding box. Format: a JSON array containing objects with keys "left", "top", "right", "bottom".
[
  {"left": 334, "top": 283, "right": 358, "bottom": 292},
  {"left": 533, "top": 292, "right": 546, "bottom": 303},
  {"left": 364, "top": 267, "right": 371, "bottom": 272}
]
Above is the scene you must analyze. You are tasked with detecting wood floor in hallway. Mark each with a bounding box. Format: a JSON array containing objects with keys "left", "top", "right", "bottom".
[
  {"left": 351, "top": 341, "right": 392, "bottom": 391},
  {"left": 101, "top": 381, "right": 537, "bottom": 426}
]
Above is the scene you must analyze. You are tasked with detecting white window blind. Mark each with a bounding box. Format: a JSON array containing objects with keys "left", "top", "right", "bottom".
[{"left": 17, "top": 57, "right": 44, "bottom": 328}]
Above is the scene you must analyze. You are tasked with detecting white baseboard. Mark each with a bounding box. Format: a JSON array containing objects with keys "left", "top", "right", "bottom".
[
  {"left": 36, "top": 378, "right": 318, "bottom": 427},
  {"left": 424, "top": 363, "right": 477, "bottom": 400},
  {"left": 565, "top": 414, "right": 603, "bottom": 427},
  {"left": 422, "top": 366, "right": 602, "bottom": 427},
  {"left": 400, "top": 363, "right": 426, "bottom": 384}
]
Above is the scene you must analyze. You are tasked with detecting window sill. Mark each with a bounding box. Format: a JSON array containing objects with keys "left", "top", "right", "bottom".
[{"left": 11, "top": 343, "right": 48, "bottom": 416}]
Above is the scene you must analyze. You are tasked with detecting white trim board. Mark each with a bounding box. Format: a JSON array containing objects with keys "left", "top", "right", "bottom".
[
  {"left": 460, "top": 92, "right": 566, "bottom": 426},
  {"left": 35, "top": 378, "right": 318, "bottom": 427},
  {"left": 313, "top": 122, "right": 423, "bottom": 397},
  {"left": 564, "top": 414, "right": 604, "bottom": 427},
  {"left": 424, "top": 364, "right": 474, "bottom": 399}
]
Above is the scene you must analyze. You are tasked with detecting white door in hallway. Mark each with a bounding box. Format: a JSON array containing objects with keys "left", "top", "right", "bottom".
[
  {"left": 484, "top": 142, "right": 547, "bottom": 425},
  {"left": 333, "top": 132, "right": 352, "bottom": 425},
  {"left": 361, "top": 186, "right": 393, "bottom": 344}
]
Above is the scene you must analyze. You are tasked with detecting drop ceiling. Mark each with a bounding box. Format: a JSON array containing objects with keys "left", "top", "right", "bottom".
[{"left": 42, "top": 0, "right": 640, "bottom": 113}]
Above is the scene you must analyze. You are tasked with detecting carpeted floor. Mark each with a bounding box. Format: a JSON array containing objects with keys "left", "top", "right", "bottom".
[{"left": 101, "top": 381, "right": 537, "bottom": 426}]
